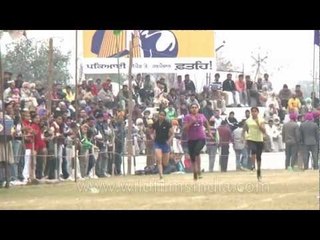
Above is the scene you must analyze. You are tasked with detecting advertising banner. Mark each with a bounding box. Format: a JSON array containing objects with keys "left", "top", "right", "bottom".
[{"left": 82, "top": 30, "right": 215, "bottom": 73}]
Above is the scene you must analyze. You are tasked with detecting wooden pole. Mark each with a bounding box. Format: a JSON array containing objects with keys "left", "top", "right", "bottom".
[
  {"left": 115, "top": 32, "right": 122, "bottom": 177},
  {"left": 318, "top": 38, "right": 320, "bottom": 159},
  {"left": 126, "top": 33, "right": 134, "bottom": 175},
  {"left": 0, "top": 43, "right": 2, "bottom": 99},
  {"left": 47, "top": 38, "right": 54, "bottom": 115},
  {"left": 312, "top": 37, "right": 316, "bottom": 106},
  {"left": 74, "top": 30, "right": 78, "bottom": 182},
  {"left": 0, "top": 40, "right": 9, "bottom": 188},
  {"left": 318, "top": 39, "right": 320, "bottom": 100}
]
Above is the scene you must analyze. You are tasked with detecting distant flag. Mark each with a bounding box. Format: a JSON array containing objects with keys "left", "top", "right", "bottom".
[{"left": 314, "top": 30, "right": 320, "bottom": 46}]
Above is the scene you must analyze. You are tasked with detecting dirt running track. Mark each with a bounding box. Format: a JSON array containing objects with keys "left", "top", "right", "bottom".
[{"left": 0, "top": 170, "right": 318, "bottom": 210}]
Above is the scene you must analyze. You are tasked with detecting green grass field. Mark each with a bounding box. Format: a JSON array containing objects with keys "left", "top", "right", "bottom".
[{"left": 0, "top": 170, "right": 318, "bottom": 210}]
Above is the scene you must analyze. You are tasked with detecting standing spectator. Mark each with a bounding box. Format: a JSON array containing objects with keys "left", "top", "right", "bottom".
[
  {"left": 117, "top": 84, "right": 129, "bottom": 110},
  {"left": 145, "top": 119, "right": 155, "bottom": 167},
  {"left": 113, "top": 113, "right": 125, "bottom": 175},
  {"left": 78, "top": 123, "right": 92, "bottom": 178},
  {"left": 226, "top": 111, "right": 238, "bottom": 132},
  {"left": 95, "top": 112, "right": 109, "bottom": 177},
  {"left": 184, "top": 74, "right": 196, "bottom": 94},
  {"left": 171, "top": 119, "right": 184, "bottom": 160},
  {"left": 233, "top": 120, "right": 248, "bottom": 170},
  {"left": 15, "top": 73, "right": 24, "bottom": 90},
  {"left": 181, "top": 124, "right": 192, "bottom": 173},
  {"left": 311, "top": 92, "right": 320, "bottom": 108},
  {"left": 245, "top": 109, "right": 250, "bottom": 119},
  {"left": 0, "top": 102, "right": 15, "bottom": 186},
  {"left": 282, "top": 112, "right": 300, "bottom": 170},
  {"left": 85, "top": 117, "right": 99, "bottom": 178},
  {"left": 153, "top": 81, "right": 165, "bottom": 108},
  {"left": 206, "top": 116, "right": 219, "bottom": 172},
  {"left": 265, "top": 118, "right": 283, "bottom": 152},
  {"left": 142, "top": 110, "right": 151, "bottom": 128},
  {"left": 30, "top": 114, "right": 47, "bottom": 180},
  {"left": 218, "top": 120, "right": 233, "bottom": 172},
  {"left": 11, "top": 102, "right": 24, "bottom": 182},
  {"left": 300, "top": 112, "right": 319, "bottom": 170},
  {"left": 201, "top": 101, "right": 214, "bottom": 123},
  {"left": 134, "top": 118, "right": 146, "bottom": 155},
  {"left": 3, "top": 80, "right": 16, "bottom": 103},
  {"left": 3, "top": 71, "right": 13, "bottom": 90},
  {"left": 21, "top": 110, "right": 35, "bottom": 182},
  {"left": 213, "top": 110, "right": 223, "bottom": 128},
  {"left": 50, "top": 114, "right": 65, "bottom": 179}
]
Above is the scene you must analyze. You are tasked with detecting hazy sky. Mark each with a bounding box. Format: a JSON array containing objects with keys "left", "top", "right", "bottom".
[
  {"left": 12, "top": 30, "right": 320, "bottom": 92},
  {"left": 215, "top": 30, "right": 318, "bottom": 91}
]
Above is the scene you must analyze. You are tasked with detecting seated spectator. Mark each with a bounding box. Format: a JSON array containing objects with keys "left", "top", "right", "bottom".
[
  {"left": 295, "top": 85, "right": 304, "bottom": 104},
  {"left": 235, "top": 74, "right": 248, "bottom": 106},
  {"left": 222, "top": 73, "right": 239, "bottom": 106},
  {"left": 246, "top": 75, "right": 259, "bottom": 106},
  {"left": 201, "top": 101, "right": 214, "bottom": 122},
  {"left": 288, "top": 94, "right": 301, "bottom": 114},
  {"left": 264, "top": 103, "right": 278, "bottom": 122},
  {"left": 173, "top": 75, "right": 185, "bottom": 94},
  {"left": 259, "top": 86, "right": 269, "bottom": 107},
  {"left": 186, "top": 93, "right": 199, "bottom": 108},
  {"left": 262, "top": 73, "right": 273, "bottom": 92},
  {"left": 301, "top": 97, "right": 313, "bottom": 114},
  {"left": 278, "top": 84, "right": 292, "bottom": 109},
  {"left": 11, "top": 88, "right": 20, "bottom": 104}
]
